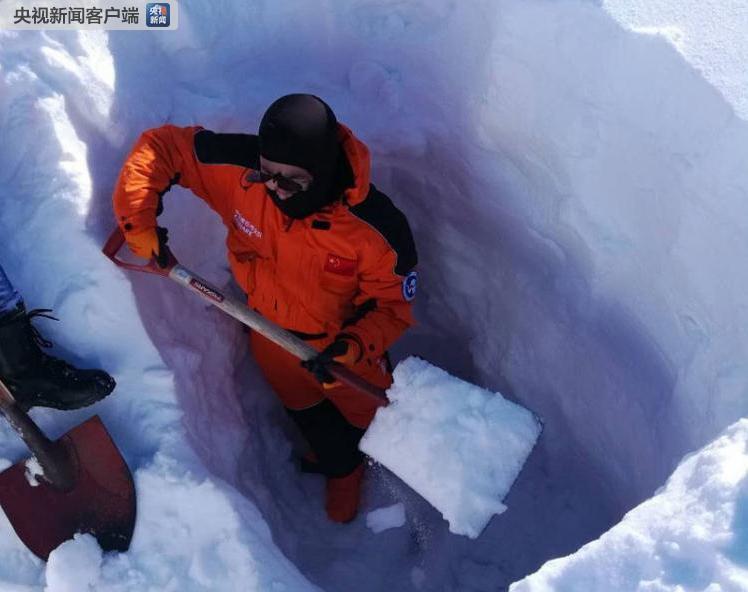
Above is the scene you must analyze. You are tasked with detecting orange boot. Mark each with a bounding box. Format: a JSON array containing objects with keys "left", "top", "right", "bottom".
[{"left": 326, "top": 463, "right": 365, "bottom": 523}]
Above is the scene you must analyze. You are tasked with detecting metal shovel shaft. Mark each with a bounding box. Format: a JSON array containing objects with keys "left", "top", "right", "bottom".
[
  {"left": 169, "top": 265, "right": 388, "bottom": 406},
  {"left": 169, "top": 265, "right": 319, "bottom": 361},
  {"left": 103, "top": 228, "right": 388, "bottom": 407},
  {"left": 0, "top": 379, "right": 74, "bottom": 491}
]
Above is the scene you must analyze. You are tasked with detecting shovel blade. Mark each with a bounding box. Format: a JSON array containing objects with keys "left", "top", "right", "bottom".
[{"left": 0, "top": 415, "right": 136, "bottom": 560}]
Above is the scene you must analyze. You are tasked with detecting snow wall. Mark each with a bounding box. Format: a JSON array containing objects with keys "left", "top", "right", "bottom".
[{"left": 1, "top": 0, "right": 747, "bottom": 590}]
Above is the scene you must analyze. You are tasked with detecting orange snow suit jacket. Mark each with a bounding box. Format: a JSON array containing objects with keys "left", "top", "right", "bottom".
[{"left": 113, "top": 124, "right": 417, "bottom": 363}]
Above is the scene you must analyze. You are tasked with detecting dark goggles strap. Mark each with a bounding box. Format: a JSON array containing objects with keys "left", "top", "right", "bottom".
[{"left": 247, "top": 170, "right": 304, "bottom": 193}]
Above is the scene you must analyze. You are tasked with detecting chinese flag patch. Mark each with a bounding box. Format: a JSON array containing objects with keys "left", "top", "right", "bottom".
[{"left": 324, "top": 253, "right": 356, "bottom": 276}]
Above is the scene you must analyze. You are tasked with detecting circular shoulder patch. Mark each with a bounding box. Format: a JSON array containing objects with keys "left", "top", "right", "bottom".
[{"left": 402, "top": 271, "right": 418, "bottom": 302}]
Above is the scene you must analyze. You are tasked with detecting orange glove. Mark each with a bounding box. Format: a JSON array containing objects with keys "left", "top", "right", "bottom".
[
  {"left": 123, "top": 226, "right": 169, "bottom": 267},
  {"left": 124, "top": 226, "right": 159, "bottom": 260}
]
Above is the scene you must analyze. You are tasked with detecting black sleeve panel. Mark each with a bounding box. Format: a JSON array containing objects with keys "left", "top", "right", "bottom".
[
  {"left": 349, "top": 184, "right": 418, "bottom": 276},
  {"left": 194, "top": 130, "right": 260, "bottom": 168}
]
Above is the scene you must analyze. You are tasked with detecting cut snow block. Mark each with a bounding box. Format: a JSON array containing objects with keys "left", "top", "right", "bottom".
[{"left": 360, "top": 356, "right": 541, "bottom": 538}]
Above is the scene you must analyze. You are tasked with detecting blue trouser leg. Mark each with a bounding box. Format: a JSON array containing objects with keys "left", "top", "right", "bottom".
[{"left": 0, "top": 264, "right": 22, "bottom": 315}]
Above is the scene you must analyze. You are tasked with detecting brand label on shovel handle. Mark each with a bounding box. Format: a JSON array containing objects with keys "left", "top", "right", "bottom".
[{"left": 189, "top": 278, "right": 225, "bottom": 303}]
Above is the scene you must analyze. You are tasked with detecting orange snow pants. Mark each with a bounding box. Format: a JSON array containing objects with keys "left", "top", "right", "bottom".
[{"left": 249, "top": 331, "right": 392, "bottom": 429}]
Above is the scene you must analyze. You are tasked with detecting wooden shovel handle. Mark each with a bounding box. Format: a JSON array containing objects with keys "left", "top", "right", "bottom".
[{"left": 0, "top": 379, "right": 75, "bottom": 491}]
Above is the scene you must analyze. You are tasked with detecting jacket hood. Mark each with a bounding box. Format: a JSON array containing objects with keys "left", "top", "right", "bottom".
[{"left": 337, "top": 124, "right": 371, "bottom": 207}]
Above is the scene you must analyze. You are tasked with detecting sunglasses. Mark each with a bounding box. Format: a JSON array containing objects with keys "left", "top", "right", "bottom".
[{"left": 247, "top": 169, "right": 310, "bottom": 193}]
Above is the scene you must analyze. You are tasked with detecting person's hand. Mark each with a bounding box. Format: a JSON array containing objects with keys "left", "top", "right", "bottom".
[
  {"left": 124, "top": 226, "right": 170, "bottom": 268},
  {"left": 301, "top": 337, "right": 362, "bottom": 387},
  {"left": 124, "top": 226, "right": 158, "bottom": 259}
]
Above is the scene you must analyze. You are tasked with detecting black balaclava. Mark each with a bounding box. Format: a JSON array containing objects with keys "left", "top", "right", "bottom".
[{"left": 258, "top": 94, "right": 342, "bottom": 219}]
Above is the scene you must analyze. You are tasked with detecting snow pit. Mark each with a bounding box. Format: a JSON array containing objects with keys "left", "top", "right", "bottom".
[{"left": 0, "top": 1, "right": 747, "bottom": 591}]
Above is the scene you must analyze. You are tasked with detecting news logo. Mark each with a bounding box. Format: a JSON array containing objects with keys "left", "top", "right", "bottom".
[
  {"left": 146, "top": 3, "right": 169, "bottom": 27},
  {"left": 3, "top": 0, "right": 178, "bottom": 30}
]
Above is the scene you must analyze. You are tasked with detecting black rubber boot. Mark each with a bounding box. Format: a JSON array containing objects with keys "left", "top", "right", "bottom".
[{"left": 0, "top": 304, "right": 116, "bottom": 412}]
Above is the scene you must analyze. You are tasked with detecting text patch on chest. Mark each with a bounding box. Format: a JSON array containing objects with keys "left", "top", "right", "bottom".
[{"left": 233, "top": 209, "right": 263, "bottom": 238}]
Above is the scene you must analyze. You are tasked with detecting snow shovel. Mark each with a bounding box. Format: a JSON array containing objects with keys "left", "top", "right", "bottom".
[
  {"left": 103, "top": 227, "right": 541, "bottom": 538},
  {"left": 0, "top": 378, "right": 136, "bottom": 560},
  {"left": 102, "top": 227, "right": 385, "bottom": 406}
]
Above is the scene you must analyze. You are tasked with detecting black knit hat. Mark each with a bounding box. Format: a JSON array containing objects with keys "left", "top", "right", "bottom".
[{"left": 258, "top": 94, "right": 339, "bottom": 177}]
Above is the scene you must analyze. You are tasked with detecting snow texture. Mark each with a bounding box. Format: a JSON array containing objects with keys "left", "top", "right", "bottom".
[
  {"left": 361, "top": 357, "right": 541, "bottom": 538},
  {"left": 603, "top": 0, "right": 748, "bottom": 120},
  {"left": 0, "top": 0, "right": 747, "bottom": 590},
  {"left": 511, "top": 419, "right": 748, "bottom": 592},
  {"left": 0, "top": 21, "right": 319, "bottom": 592},
  {"left": 366, "top": 503, "right": 406, "bottom": 535},
  {"left": 24, "top": 457, "right": 42, "bottom": 488},
  {"left": 45, "top": 534, "right": 102, "bottom": 592}
]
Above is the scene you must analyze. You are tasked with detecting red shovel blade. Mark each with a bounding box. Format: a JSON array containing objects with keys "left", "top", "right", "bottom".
[{"left": 0, "top": 415, "right": 136, "bottom": 560}]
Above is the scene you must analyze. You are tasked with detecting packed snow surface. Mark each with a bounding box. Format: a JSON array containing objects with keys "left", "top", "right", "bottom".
[
  {"left": 24, "top": 457, "right": 43, "bottom": 488},
  {"left": 0, "top": 0, "right": 747, "bottom": 590},
  {"left": 511, "top": 419, "right": 748, "bottom": 592},
  {"left": 361, "top": 357, "right": 541, "bottom": 538},
  {"left": 603, "top": 0, "right": 748, "bottom": 120},
  {"left": 366, "top": 503, "right": 406, "bottom": 535},
  {"left": 45, "top": 534, "right": 103, "bottom": 592}
]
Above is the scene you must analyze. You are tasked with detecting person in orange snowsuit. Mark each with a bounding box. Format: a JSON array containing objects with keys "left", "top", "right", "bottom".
[{"left": 112, "top": 94, "right": 417, "bottom": 522}]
